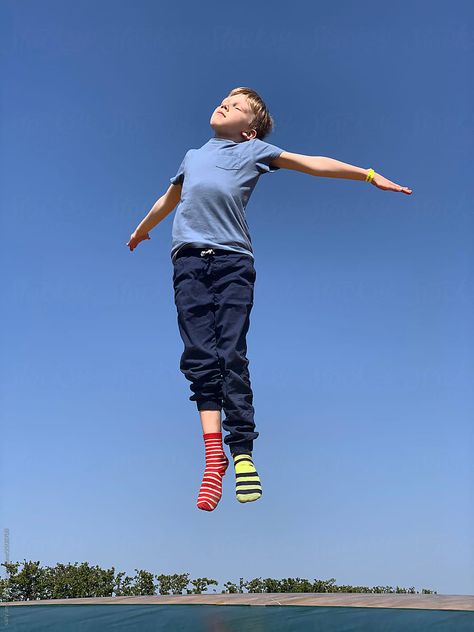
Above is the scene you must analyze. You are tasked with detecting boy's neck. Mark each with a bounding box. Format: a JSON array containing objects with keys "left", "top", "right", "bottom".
[{"left": 212, "top": 134, "right": 248, "bottom": 143}]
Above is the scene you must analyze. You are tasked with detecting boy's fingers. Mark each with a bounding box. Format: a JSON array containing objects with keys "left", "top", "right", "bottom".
[{"left": 372, "top": 177, "right": 412, "bottom": 194}]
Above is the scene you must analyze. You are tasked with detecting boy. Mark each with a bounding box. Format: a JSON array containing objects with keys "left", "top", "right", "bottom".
[{"left": 127, "top": 86, "right": 412, "bottom": 512}]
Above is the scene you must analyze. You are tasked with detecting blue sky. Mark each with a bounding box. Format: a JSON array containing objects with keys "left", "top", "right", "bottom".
[{"left": 1, "top": 0, "right": 473, "bottom": 596}]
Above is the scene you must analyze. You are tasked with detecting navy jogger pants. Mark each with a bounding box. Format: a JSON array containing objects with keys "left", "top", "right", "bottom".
[{"left": 172, "top": 247, "right": 258, "bottom": 456}]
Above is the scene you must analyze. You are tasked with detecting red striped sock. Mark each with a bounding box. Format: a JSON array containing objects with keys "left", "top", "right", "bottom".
[{"left": 196, "top": 432, "right": 229, "bottom": 512}]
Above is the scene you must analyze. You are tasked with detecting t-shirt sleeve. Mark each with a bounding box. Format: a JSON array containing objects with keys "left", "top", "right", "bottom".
[
  {"left": 170, "top": 151, "right": 188, "bottom": 185},
  {"left": 252, "top": 137, "right": 284, "bottom": 174}
]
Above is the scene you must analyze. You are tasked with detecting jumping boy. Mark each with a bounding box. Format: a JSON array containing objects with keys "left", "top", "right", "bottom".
[{"left": 126, "top": 86, "right": 412, "bottom": 512}]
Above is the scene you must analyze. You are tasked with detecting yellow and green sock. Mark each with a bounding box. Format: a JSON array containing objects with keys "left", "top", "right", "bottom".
[{"left": 232, "top": 453, "right": 262, "bottom": 503}]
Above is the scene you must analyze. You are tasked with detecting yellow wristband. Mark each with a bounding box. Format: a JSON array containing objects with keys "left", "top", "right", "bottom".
[{"left": 366, "top": 168, "right": 375, "bottom": 183}]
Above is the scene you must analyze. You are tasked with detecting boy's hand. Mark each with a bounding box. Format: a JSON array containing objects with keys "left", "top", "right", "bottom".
[
  {"left": 371, "top": 173, "right": 412, "bottom": 194},
  {"left": 126, "top": 230, "right": 151, "bottom": 251}
]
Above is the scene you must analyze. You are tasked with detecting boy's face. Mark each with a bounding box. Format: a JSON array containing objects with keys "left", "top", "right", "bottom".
[{"left": 210, "top": 94, "right": 257, "bottom": 142}]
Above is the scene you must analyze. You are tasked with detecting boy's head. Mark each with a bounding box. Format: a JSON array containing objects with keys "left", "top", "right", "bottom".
[{"left": 210, "top": 87, "right": 275, "bottom": 143}]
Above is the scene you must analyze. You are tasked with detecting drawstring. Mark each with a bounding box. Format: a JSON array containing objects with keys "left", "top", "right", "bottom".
[{"left": 200, "top": 248, "right": 215, "bottom": 273}]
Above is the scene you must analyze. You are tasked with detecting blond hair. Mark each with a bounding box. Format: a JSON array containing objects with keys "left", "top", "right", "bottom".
[{"left": 227, "top": 86, "right": 276, "bottom": 140}]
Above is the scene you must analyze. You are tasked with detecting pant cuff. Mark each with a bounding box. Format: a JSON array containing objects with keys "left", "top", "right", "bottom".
[
  {"left": 197, "top": 400, "right": 221, "bottom": 411},
  {"left": 230, "top": 445, "right": 253, "bottom": 457}
]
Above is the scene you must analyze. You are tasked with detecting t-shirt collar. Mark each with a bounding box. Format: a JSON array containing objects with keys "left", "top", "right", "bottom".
[{"left": 208, "top": 136, "right": 247, "bottom": 144}]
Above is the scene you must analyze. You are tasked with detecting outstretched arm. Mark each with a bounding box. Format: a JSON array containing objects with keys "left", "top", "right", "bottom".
[
  {"left": 271, "top": 151, "right": 412, "bottom": 194},
  {"left": 126, "top": 182, "right": 182, "bottom": 251}
]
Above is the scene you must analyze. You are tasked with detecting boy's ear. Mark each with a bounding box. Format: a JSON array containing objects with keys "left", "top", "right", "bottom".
[{"left": 242, "top": 129, "right": 257, "bottom": 141}]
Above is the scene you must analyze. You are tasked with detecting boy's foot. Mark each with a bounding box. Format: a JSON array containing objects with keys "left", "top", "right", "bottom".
[
  {"left": 233, "top": 453, "right": 262, "bottom": 503},
  {"left": 197, "top": 432, "right": 229, "bottom": 511}
]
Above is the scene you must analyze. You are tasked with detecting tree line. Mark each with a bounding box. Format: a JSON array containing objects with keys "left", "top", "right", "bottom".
[{"left": 0, "top": 560, "right": 437, "bottom": 602}]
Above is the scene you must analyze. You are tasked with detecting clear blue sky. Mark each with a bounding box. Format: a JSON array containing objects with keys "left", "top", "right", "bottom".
[{"left": 1, "top": 0, "right": 473, "bottom": 596}]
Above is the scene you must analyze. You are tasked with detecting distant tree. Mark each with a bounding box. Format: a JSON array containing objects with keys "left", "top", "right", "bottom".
[
  {"left": 128, "top": 569, "right": 156, "bottom": 596},
  {"left": 261, "top": 577, "right": 280, "bottom": 593},
  {"left": 0, "top": 577, "right": 7, "bottom": 602},
  {"left": 1, "top": 561, "right": 45, "bottom": 601},
  {"left": 155, "top": 573, "right": 190, "bottom": 595},
  {"left": 246, "top": 577, "right": 265, "bottom": 593},
  {"left": 187, "top": 578, "right": 218, "bottom": 594},
  {"left": 311, "top": 578, "right": 338, "bottom": 593},
  {"left": 113, "top": 571, "right": 136, "bottom": 596},
  {"left": 44, "top": 562, "right": 116, "bottom": 599}
]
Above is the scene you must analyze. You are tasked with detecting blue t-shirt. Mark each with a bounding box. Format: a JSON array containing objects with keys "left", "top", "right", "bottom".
[{"left": 169, "top": 136, "right": 283, "bottom": 263}]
